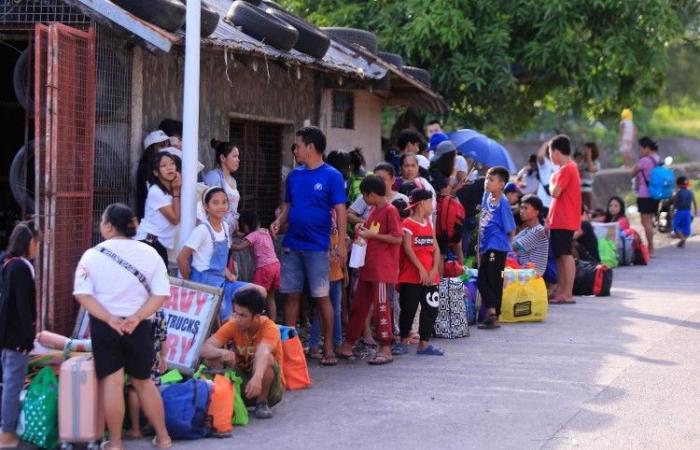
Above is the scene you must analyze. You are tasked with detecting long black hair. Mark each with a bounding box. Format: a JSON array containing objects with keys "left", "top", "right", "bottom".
[
  {"left": 150, "top": 152, "right": 177, "bottom": 195},
  {"left": 211, "top": 139, "right": 238, "bottom": 170},
  {"left": 604, "top": 196, "right": 626, "bottom": 222},
  {"left": 5, "top": 222, "right": 40, "bottom": 259},
  {"left": 103, "top": 203, "right": 138, "bottom": 238},
  {"left": 638, "top": 136, "right": 658, "bottom": 151}
]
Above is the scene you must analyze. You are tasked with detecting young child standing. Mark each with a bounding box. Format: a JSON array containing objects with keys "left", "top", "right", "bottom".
[
  {"left": 231, "top": 211, "right": 281, "bottom": 321},
  {"left": 477, "top": 166, "right": 516, "bottom": 329},
  {"left": 392, "top": 189, "right": 443, "bottom": 356},
  {"left": 673, "top": 176, "right": 697, "bottom": 248},
  {"left": 337, "top": 175, "right": 403, "bottom": 365}
]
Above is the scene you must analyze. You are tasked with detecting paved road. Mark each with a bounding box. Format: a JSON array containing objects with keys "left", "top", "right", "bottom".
[{"left": 131, "top": 235, "right": 700, "bottom": 450}]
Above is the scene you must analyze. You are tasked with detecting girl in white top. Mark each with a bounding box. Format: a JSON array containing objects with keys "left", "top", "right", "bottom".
[
  {"left": 619, "top": 108, "right": 637, "bottom": 168},
  {"left": 203, "top": 139, "right": 241, "bottom": 232},
  {"left": 73, "top": 203, "right": 172, "bottom": 450},
  {"left": 135, "top": 152, "right": 181, "bottom": 266}
]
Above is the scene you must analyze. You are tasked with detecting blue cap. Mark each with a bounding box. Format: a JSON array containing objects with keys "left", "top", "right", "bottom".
[
  {"left": 429, "top": 132, "right": 449, "bottom": 151},
  {"left": 504, "top": 182, "right": 521, "bottom": 194}
]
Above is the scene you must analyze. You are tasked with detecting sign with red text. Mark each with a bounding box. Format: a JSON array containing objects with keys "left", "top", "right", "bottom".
[{"left": 73, "top": 277, "right": 222, "bottom": 375}]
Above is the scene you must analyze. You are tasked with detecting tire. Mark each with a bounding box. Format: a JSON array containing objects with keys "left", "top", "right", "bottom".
[
  {"left": 112, "top": 0, "right": 186, "bottom": 32},
  {"left": 378, "top": 51, "right": 403, "bottom": 68},
  {"left": 403, "top": 66, "right": 431, "bottom": 87},
  {"left": 261, "top": 0, "right": 282, "bottom": 11},
  {"left": 322, "top": 27, "right": 378, "bottom": 55},
  {"left": 178, "top": 1, "right": 220, "bottom": 37},
  {"left": 265, "top": 7, "right": 330, "bottom": 58},
  {"left": 225, "top": 1, "right": 299, "bottom": 51},
  {"left": 241, "top": 0, "right": 262, "bottom": 5},
  {"left": 10, "top": 141, "right": 35, "bottom": 214},
  {"left": 13, "top": 49, "right": 33, "bottom": 114}
]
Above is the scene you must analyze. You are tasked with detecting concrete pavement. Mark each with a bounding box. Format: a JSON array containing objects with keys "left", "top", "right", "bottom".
[{"left": 131, "top": 235, "right": 700, "bottom": 450}]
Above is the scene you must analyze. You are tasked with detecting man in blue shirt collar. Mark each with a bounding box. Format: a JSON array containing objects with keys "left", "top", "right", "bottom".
[{"left": 271, "top": 126, "right": 347, "bottom": 366}]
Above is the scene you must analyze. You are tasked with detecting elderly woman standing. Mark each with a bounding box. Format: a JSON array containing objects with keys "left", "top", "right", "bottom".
[{"left": 73, "top": 203, "right": 171, "bottom": 450}]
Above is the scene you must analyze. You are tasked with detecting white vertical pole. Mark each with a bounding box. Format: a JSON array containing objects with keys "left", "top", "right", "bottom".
[{"left": 179, "top": 0, "right": 201, "bottom": 250}]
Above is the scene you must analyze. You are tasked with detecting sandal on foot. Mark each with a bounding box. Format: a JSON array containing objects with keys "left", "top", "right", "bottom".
[
  {"left": 152, "top": 437, "right": 172, "bottom": 449},
  {"left": 320, "top": 353, "right": 338, "bottom": 366},
  {"left": 391, "top": 343, "right": 408, "bottom": 355},
  {"left": 368, "top": 354, "right": 393, "bottom": 365},
  {"left": 100, "top": 441, "right": 124, "bottom": 450},
  {"left": 307, "top": 350, "right": 323, "bottom": 360},
  {"left": 416, "top": 344, "right": 444, "bottom": 356},
  {"left": 477, "top": 315, "right": 500, "bottom": 330}
]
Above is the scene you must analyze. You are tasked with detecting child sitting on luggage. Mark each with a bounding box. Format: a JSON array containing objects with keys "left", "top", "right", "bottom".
[
  {"left": 604, "top": 196, "right": 631, "bottom": 231},
  {"left": 477, "top": 166, "right": 516, "bottom": 330},
  {"left": 126, "top": 309, "right": 168, "bottom": 439},
  {"left": 337, "top": 175, "right": 403, "bottom": 365},
  {"left": 673, "top": 176, "right": 697, "bottom": 248},
  {"left": 392, "top": 188, "right": 443, "bottom": 356},
  {"left": 230, "top": 211, "right": 281, "bottom": 322}
]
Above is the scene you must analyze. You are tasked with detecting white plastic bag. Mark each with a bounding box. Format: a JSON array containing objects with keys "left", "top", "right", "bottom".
[{"left": 348, "top": 241, "right": 367, "bottom": 269}]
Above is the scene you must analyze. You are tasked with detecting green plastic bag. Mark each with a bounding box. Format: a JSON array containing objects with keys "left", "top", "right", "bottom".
[
  {"left": 160, "top": 369, "right": 184, "bottom": 385},
  {"left": 21, "top": 367, "right": 58, "bottom": 449},
  {"left": 598, "top": 238, "right": 619, "bottom": 268},
  {"left": 225, "top": 371, "right": 249, "bottom": 426}
]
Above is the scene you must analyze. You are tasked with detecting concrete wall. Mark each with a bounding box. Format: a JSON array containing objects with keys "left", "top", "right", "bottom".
[
  {"left": 137, "top": 48, "right": 320, "bottom": 174},
  {"left": 321, "top": 89, "right": 384, "bottom": 171}
]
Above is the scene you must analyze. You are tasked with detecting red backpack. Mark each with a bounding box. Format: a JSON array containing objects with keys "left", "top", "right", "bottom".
[{"left": 436, "top": 194, "right": 466, "bottom": 244}]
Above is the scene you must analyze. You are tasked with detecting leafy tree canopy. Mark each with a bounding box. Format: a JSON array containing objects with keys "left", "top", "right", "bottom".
[{"left": 281, "top": 0, "right": 695, "bottom": 135}]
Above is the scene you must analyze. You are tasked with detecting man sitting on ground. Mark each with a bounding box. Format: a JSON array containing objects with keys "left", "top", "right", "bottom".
[
  {"left": 512, "top": 195, "right": 549, "bottom": 276},
  {"left": 200, "top": 285, "right": 284, "bottom": 419}
]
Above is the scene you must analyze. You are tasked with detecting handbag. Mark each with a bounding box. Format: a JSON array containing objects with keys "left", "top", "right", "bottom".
[
  {"left": 281, "top": 335, "right": 311, "bottom": 390},
  {"left": 208, "top": 375, "right": 234, "bottom": 435},
  {"left": 20, "top": 367, "right": 59, "bottom": 449},
  {"left": 225, "top": 371, "right": 249, "bottom": 426}
]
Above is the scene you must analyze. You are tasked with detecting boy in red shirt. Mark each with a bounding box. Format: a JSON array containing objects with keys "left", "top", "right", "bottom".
[
  {"left": 337, "top": 175, "right": 403, "bottom": 365},
  {"left": 392, "top": 188, "right": 443, "bottom": 356},
  {"left": 546, "top": 135, "right": 581, "bottom": 304}
]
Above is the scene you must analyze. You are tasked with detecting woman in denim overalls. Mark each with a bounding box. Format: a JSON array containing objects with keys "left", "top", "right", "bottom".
[{"left": 177, "top": 187, "right": 247, "bottom": 322}]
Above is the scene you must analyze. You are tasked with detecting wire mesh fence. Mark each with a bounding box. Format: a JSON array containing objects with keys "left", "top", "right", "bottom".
[{"left": 0, "top": 0, "right": 88, "bottom": 29}]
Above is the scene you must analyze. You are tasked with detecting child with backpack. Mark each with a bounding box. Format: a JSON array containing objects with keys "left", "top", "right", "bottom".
[
  {"left": 0, "top": 223, "right": 40, "bottom": 449},
  {"left": 392, "top": 189, "right": 443, "bottom": 356},
  {"left": 337, "top": 176, "right": 403, "bottom": 365},
  {"left": 477, "top": 166, "right": 516, "bottom": 329},
  {"left": 230, "top": 211, "right": 281, "bottom": 322},
  {"left": 673, "top": 176, "right": 697, "bottom": 248}
]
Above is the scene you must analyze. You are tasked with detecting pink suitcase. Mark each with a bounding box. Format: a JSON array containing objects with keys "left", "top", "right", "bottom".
[{"left": 58, "top": 356, "right": 104, "bottom": 450}]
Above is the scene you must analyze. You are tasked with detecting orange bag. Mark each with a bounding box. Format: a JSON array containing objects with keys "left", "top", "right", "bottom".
[
  {"left": 207, "top": 374, "right": 234, "bottom": 435},
  {"left": 281, "top": 336, "right": 311, "bottom": 390}
]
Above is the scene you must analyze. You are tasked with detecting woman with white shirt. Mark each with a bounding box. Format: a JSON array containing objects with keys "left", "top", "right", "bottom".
[
  {"left": 203, "top": 140, "right": 240, "bottom": 232},
  {"left": 177, "top": 187, "right": 245, "bottom": 322},
  {"left": 135, "top": 152, "right": 181, "bottom": 266},
  {"left": 73, "top": 203, "right": 172, "bottom": 450}
]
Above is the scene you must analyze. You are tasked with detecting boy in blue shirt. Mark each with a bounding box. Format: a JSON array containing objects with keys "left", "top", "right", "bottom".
[
  {"left": 477, "top": 166, "right": 516, "bottom": 329},
  {"left": 673, "top": 176, "right": 697, "bottom": 248}
]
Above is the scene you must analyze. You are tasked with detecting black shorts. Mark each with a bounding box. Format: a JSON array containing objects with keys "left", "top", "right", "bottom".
[
  {"left": 90, "top": 315, "right": 155, "bottom": 380},
  {"left": 637, "top": 197, "right": 660, "bottom": 215},
  {"left": 550, "top": 229, "right": 575, "bottom": 258}
]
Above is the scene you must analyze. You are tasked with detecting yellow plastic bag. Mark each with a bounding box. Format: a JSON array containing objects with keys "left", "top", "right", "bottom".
[{"left": 499, "top": 269, "right": 548, "bottom": 323}]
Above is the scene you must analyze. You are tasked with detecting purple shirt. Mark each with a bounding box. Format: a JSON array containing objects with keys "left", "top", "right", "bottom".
[{"left": 636, "top": 154, "right": 660, "bottom": 198}]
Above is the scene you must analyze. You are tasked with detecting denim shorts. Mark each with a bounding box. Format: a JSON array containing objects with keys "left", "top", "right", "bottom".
[{"left": 279, "top": 248, "right": 330, "bottom": 298}]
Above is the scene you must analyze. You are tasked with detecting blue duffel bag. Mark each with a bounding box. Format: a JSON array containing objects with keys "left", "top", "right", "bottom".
[{"left": 161, "top": 379, "right": 211, "bottom": 440}]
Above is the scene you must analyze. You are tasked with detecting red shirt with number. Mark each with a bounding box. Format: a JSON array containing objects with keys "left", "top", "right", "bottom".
[
  {"left": 398, "top": 217, "right": 439, "bottom": 286},
  {"left": 548, "top": 160, "right": 581, "bottom": 231},
  {"left": 359, "top": 203, "right": 402, "bottom": 283}
]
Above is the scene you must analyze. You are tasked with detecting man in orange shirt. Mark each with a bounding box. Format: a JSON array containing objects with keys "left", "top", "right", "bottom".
[
  {"left": 546, "top": 135, "right": 581, "bottom": 304},
  {"left": 200, "top": 285, "right": 284, "bottom": 419}
]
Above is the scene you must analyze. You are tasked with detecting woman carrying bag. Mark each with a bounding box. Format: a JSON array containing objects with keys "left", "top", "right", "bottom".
[{"left": 73, "top": 203, "right": 172, "bottom": 450}]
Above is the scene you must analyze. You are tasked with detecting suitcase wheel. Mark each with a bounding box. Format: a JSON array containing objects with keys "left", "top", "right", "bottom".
[{"left": 60, "top": 444, "right": 73, "bottom": 450}]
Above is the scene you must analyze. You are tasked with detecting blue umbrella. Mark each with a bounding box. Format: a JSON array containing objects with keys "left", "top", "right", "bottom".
[{"left": 448, "top": 129, "right": 517, "bottom": 173}]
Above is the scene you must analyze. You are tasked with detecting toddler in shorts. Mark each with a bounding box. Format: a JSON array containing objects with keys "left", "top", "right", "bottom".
[{"left": 231, "top": 211, "right": 281, "bottom": 321}]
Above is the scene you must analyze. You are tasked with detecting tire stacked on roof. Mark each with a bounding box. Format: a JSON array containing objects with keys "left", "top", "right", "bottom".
[
  {"left": 378, "top": 51, "right": 404, "bottom": 69},
  {"left": 263, "top": 4, "right": 331, "bottom": 58},
  {"left": 13, "top": 49, "right": 32, "bottom": 114},
  {"left": 322, "top": 27, "right": 378, "bottom": 55},
  {"left": 177, "top": 1, "right": 220, "bottom": 38},
  {"left": 112, "top": 0, "right": 187, "bottom": 32},
  {"left": 403, "top": 66, "right": 431, "bottom": 87},
  {"left": 10, "top": 141, "right": 34, "bottom": 214},
  {"left": 225, "top": 1, "right": 299, "bottom": 51}
]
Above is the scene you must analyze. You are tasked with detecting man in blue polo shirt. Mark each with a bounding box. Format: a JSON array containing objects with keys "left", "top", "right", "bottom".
[{"left": 271, "top": 126, "right": 347, "bottom": 366}]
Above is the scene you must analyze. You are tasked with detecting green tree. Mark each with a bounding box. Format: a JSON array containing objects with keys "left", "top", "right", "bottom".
[{"left": 281, "top": 0, "right": 691, "bottom": 135}]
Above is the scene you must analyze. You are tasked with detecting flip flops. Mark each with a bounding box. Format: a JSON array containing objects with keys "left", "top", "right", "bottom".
[
  {"left": 152, "top": 437, "right": 172, "bottom": 449},
  {"left": 391, "top": 343, "right": 408, "bottom": 355},
  {"left": 368, "top": 354, "right": 393, "bottom": 365},
  {"left": 416, "top": 344, "right": 444, "bottom": 356}
]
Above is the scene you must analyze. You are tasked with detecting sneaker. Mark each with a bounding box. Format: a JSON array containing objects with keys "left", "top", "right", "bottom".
[{"left": 255, "top": 401, "right": 273, "bottom": 419}]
